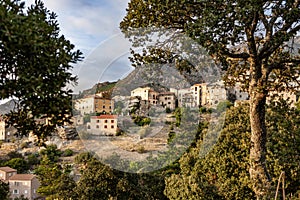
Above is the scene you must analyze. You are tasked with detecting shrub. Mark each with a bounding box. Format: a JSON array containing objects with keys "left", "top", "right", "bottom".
[{"left": 63, "top": 149, "right": 74, "bottom": 157}]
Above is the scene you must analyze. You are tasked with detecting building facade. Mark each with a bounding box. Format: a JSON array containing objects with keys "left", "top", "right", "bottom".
[
  {"left": 74, "top": 95, "right": 114, "bottom": 115},
  {"left": 9, "top": 174, "right": 40, "bottom": 200},
  {"left": 87, "top": 115, "right": 118, "bottom": 135},
  {"left": 0, "top": 116, "right": 5, "bottom": 141},
  {"left": 94, "top": 97, "right": 114, "bottom": 114},
  {"left": 0, "top": 167, "right": 17, "bottom": 182},
  {"left": 158, "top": 92, "right": 177, "bottom": 110}
]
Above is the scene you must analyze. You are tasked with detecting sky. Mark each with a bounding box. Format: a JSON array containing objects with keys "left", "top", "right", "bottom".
[{"left": 24, "top": 0, "right": 133, "bottom": 93}]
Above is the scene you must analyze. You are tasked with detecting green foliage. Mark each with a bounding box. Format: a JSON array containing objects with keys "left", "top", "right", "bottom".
[
  {"left": 0, "top": 179, "right": 9, "bottom": 200},
  {"left": 39, "top": 144, "right": 62, "bottom": 163},
  {"left": 216, "top": 100, "right": 233, "bottom": 113},
  {"left": 26, "top": 153, "right": 40, "bottom": 169},
  {"left": 74, "top": 152, "right": 93, "bottom": 165},
  {"left": 132, "top": 115, "right": 151, "bottom": 126},
  {"left": 62, "top": 149, "right": 74, "bottom": 157},
  {"left": 35, "top": 156, "right": 76, "bottom": 199},
  {"left": 174, "top": 107, "right": 182, "bottom": 127},
  {"left": 266, "top": 99, "right": 300, "bottom": 197},
  {"left": 5, "top": 158, "right": 28, "bottom": 173},
  {"left": 167, "top": 125, "right": 176, "bottom": 144},
  {"left": 74, "top": 156, "right": 167, "bottom": 200},
  {"left": 165, "top": 107, "right": 172, "bottom": 113},
  {"left": 12, "top": 195, "right": 29, "bottom": 200},
  {"left": 165, "top": 103, "right": 300, "bottom": 199},
  {"left": 121, "top": 1, "right": 300, "bottom": 196},
  {"left": 0, "top": 0, "right": 82, "bottom": 143}
]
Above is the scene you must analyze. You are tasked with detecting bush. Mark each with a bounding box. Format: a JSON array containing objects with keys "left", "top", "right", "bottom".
[{"left": 63, "top": 149, "right": 74, "bottom": 157}]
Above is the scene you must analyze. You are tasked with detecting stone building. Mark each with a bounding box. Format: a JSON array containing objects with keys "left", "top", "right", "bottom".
[{"left": 87, "top": 115, "right": 118, "bottom": 136}]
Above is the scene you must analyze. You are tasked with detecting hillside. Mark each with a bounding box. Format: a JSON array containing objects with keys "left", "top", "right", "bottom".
[
  {"left": 76, "top": 81, "right": 117, "bottom": 99},
  {"left": 0, "top": 99, "right": 17, "bottom": 115}
]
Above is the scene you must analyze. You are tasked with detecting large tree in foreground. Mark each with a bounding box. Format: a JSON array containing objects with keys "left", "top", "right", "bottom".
[
  {"left": 0, "top": 0, "right": 82, "bottom": 143},
  {"left": 120, "top": 0, "right": 300, "bottom": 198}
]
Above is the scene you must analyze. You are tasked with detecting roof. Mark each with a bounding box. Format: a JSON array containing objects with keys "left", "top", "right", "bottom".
[
  {"left": 91, "top": 115, "right": 118, "bottom": 119},
  {"left": 0, "top": 167, "right": 17, "bottom": 173},
  {"left": 158, "top": 92, "right": 176, "bottom": 96},
  {"left": 9, "top": 174, "right": 35, "bottom": 181}
]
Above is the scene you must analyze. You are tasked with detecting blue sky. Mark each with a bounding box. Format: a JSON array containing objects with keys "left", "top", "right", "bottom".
[{"left": 24, "top": 0, "right": 133, "bottom": 93}]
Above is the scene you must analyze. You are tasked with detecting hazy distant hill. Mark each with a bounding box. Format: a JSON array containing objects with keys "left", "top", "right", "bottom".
[{"left": 0, "top": 99, "right": 17, "bottom": 115}]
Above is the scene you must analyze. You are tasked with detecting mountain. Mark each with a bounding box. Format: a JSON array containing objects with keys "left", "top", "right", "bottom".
[{"left": 0, "top": 99, "right": 17, "bottom": 115}]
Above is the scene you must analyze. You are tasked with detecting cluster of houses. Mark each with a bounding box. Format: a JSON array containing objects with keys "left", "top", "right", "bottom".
[
  {"left": 0, "top": 166, "right": 41, "bottom": 200},
  {"left": 73, "top": 81, "right": 251, "bottom": 136},
  {"left": 73, "top": 80, "right": 300, "bottom": 136}
]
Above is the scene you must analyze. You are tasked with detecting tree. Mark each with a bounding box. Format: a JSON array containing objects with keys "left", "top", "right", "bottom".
[
  {"left": 165, "top": 102, "right": 300, "bottom": 199},
  {"left": 75, "top": 154, "right": 167, "bottom": 200},
  {"left": 34, "top": 156, "right": 76, "bottom": 199},
  {"left": 120, "top": 0, "right": 300, "bottom": 198},
  {"left": 0, "top": 180, "right": 9, "bottom": 200},
  {"left": 0, "top": 0, "right": 82, "bottom": 143},
  {"left": 5, "top": 157, "right": 28, "bottom": 173}
]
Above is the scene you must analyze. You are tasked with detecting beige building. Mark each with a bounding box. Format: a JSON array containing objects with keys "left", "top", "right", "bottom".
[
  {"left": 0, "top": 116, "right": 5, "bottom": 141},
  {"left": 74, "top": 95, "right": 114, "bottom": 115},
  {"left": 74, "top": 95, "right": 95, "bottom": 115},
  {"left": 158, "top": 92, "right": 177, "bottom": 110},
  {"left": 207, "top": 81, "right": 228, "bottom": 107},
  {"left": 0, "top": 167, "right": 17, "bottom": 182},
  {"left": 191, "top": 83, "right": 211, "bottom": 107},
  {"left": 131, "top": 87, "right": 152, "bottom": 101},
  {"left": 94, "top": 97, "right": 114, "bottom": 114},
  {"left": 131, "top": 87, "right": 159, "bottom": 105},
  {"left": 9, "top": 174, "right": 40, "bottom": 200},
  {"left": 87, "top": 115, "right": 118, "bottom": 136}
]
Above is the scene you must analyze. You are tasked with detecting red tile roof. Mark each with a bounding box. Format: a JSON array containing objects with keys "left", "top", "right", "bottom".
[
  {"left": 91, "top": 115, "right": 118, "bottom": 119},
  {"left": 9, "top": 174, "right": 35, "bottom": 181},
  {"left": 0, "top": 167, "right": 17, "bottom": 173}
]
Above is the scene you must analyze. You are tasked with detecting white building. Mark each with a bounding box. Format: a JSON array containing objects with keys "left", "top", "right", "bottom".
[
  {"left": 0, "top": 116, "right": 5, "bottom": 141},
  {"left": 176, "top": 88, "right": 194, "bottom": 108},
  {"left": 207, "top": 81, "right": 228, "bottom": 107},
  {"left": 131, "top": 87, "right": 159, "bottom": 104},
  {"left": 74, "top": 95, "right": 95, "bottom": 115},
  {"left": 87, "top": 115, "right": 118, "bottom": 136}
]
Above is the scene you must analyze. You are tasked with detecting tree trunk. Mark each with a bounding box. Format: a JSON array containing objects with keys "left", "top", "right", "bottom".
[{"left": 249, "top": 81, "right": 271, "bottom": 199}]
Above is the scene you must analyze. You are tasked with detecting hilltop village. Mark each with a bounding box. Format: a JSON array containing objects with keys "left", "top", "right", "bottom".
[{"left": 72, "top": 80, "right": 298, "bottom": 136}]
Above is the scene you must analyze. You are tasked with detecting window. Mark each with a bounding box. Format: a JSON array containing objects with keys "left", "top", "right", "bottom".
[
  {"left": 87, "top": 125, "right": 91, "bottom": 129},
  {"left": 104, "top": 125, "right": 107, "bottom": 129},
  {"left": 14, "top": 182, "right": 19, "bottom": 186},
  {"left": 195, "top": 87, "right": 197, "bottom": 91},
  {"left": 96, "top": 125, "right": 99, "bottom": 129},
  {"left": 104, "top": 120, "right": 108, "bottom": 123},
  {"left": 13, "top": 189, "right": 19, "bottom": 194},
  {"left": 103, "top": 106, "right": 105, "bottom": 109},
  {"left": 111, "top": 125, "right": 114, "bottom": 129},
  {"left": 111, "top": 120, "right": 114, "bottom": 123},
  {"left": 96, "top": 120, "right": 100, "bottom": 123}
]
